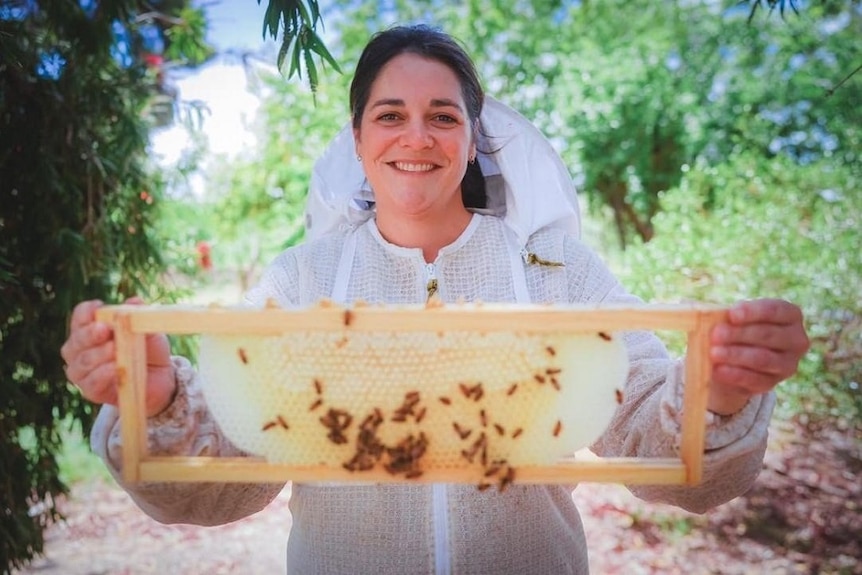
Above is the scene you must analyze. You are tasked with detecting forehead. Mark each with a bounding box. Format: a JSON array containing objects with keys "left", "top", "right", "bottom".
[{"left": 366, "top": 53, "right": 464, "bottom": 106}]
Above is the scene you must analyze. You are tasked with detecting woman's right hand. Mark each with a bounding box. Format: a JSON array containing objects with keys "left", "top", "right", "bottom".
[{"left": 60, "top": 299, "right": 177, "bottom": 417}]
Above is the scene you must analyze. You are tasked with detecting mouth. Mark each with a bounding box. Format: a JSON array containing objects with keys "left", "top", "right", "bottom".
[{"left": 389, "top": 161, "right": 438, "bottom": 173}]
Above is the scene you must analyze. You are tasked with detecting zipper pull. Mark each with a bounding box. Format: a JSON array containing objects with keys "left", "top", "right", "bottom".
[{"left": 425, "top": 263, "right": 438, "bottom": 301}]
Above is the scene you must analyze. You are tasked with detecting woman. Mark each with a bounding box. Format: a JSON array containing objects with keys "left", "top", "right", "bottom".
[{"left": 61, "top": 25, "right": 809, "bottom": 574}]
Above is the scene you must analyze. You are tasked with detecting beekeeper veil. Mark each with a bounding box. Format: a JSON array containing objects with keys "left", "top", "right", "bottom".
[{"left": 304, "top": 95, "right": 580, "bottom": 248}]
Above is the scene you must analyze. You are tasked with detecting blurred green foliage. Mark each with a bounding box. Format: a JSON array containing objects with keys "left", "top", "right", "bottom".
[
  {"left": 0, "top": 1, "right": 210, "bottom": 571},
  {"left": 611, "top": 154, "right": 861, "bottom": 422}
]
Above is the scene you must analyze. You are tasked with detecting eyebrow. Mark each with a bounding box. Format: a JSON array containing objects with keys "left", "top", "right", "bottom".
[{"left": 369, "top": 98, "right": 464, "bottom": 112}]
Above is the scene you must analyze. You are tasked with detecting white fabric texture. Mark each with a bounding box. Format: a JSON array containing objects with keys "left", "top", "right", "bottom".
[{"left": 92, "top": 215, "right": 774, "bottom": 574}]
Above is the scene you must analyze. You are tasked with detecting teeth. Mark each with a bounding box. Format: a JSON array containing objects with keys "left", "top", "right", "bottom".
[{"left": 393, "top": 162, "right": 435, "bottom": 172}]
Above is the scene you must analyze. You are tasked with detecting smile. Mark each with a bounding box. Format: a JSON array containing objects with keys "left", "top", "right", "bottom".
[{"left": 391, "top": 162, "right": 437, "bottom": 173}]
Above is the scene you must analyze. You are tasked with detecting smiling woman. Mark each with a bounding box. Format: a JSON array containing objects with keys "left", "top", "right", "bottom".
[{"left": 60, "top": 23, "right": 809, "bottom": 575}]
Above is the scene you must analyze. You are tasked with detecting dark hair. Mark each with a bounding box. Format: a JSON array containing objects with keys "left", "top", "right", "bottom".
[{"left": 349, "top": 25, "right": 487, "bottom": 208}]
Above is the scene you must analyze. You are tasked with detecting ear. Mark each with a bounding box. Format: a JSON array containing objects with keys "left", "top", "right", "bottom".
[
  {"left": 470, "top": 119, "right": 480, "bottom": 158},
  {"left": 353, "top": 125, "right": 361, "bottom": 157}
]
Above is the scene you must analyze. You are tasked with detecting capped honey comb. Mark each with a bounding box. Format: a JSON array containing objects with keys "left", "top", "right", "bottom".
[{"left": 198, "top": 329, "right": 628, "bottom": 479}]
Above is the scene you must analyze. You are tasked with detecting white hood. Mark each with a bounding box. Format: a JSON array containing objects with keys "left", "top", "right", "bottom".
[{"left": 304, "top": 96, "right": 580, "bottom": 246}]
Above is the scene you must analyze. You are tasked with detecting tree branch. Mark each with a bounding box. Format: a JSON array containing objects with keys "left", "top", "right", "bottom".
[{"left": 826, "top": 61, "right": 862, "bottom": 98}]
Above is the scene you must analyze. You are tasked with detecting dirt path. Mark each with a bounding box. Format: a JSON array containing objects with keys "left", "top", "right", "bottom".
[{"left": 16, "top": 420, "right": 861, "bottom": 574}]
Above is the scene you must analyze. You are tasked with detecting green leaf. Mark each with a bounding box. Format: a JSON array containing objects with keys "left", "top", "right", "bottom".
[
  {"left": 296, "top": 0, "right": 313, "bottom": 28},
  {"left": 309, "top": 30, "right": 342, "bottom": 73},
  {"left": 289, "top": 38, "right": 302, "bottom": 79},
  {"left": 304, "top": 36, "right": 319, "bottom": 92},
  {"left": 277, "top": 34, "right": 291, "bottom": 72}
]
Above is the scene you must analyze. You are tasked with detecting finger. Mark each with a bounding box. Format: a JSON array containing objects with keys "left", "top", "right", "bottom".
[
  {"left": 711, "top": 364, "right": 778, "bottom": 396},
  {"left": 64, "top": 339, "right": 116, "bottom": 385},
  {"left": 727, "top": 298, "right": 804, "bottom": 327},
  {"left": 711, "top": 343, "right": 802, "bottom": 383},
  {"left": 712, "top": 322, "right": 810, "bottom": 356},
  {"left": 75, "top": 362, "right": 120, "bottom": 406},
  {"left": 69, "top": 300, "right": 104, "bottom": 331},
  {"left": 61, "top": 320, "right": 113, "bottom": 364}
]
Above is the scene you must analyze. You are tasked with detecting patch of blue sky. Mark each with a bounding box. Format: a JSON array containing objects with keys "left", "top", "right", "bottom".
[{"left": 35, "top": 51, "right": 66, "bottom": 80}]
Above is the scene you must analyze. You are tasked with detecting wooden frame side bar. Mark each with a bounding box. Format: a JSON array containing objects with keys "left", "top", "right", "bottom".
[{"left": 113, "top": 313, "right": 148, "bottom": 483}]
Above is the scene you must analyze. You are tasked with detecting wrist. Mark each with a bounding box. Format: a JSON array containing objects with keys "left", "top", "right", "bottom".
[{"left": 707, "top": 386, "right": 751, "bottom": 416}]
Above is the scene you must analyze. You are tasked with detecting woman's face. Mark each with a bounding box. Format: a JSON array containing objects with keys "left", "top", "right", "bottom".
[{"left": 353, "top": 53, "right": 475, "bottom": 221}]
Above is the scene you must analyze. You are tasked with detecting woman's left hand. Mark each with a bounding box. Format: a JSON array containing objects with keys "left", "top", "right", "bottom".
[{"left": 707, "top": 298, "right": 810, "bottom": 415}]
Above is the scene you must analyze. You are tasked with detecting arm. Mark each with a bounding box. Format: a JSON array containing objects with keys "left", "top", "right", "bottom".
[
  {"left": 64, "top": 270, "right": 303, "bottom": 525},
  {"left": 91, "top": 356, "right": 284, "bottom": 526},
  {"left": 564, "top": 237, "right": 805, "bottom": 512},
  {"left": 89, "top": 252, "right": 308, "bottom": 524},
  {"left": 591, "top": 327, "right": 774, "bottom": 513}
]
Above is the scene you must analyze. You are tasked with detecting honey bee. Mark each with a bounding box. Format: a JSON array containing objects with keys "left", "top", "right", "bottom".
[
  {"left": 453, "top": 422, "right": 472, "bottom": 440},
  {"left": 415, "top": 407, "right": 427, "bottom": 423},
  {"left": 484, "top": 464, "right": 501, "bottom": 478},
  {"left": 553, "top": 420, "right": 563, "bottom": 437},
  {"left": 499, "top": 466, "right": 516, "bottom": 492}
]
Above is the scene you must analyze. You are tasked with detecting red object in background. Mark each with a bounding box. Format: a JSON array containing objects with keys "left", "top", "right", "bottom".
[
  {"left": 143, "top": 53, "right": 164, "bottom": 68},
  {"left": 196, "top": 240, "right": 212, "bottom": 271}
]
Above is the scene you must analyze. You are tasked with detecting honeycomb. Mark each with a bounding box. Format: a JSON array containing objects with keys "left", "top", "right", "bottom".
[{"left": 198, "top": 327, "right": 628, "bottom": 484}]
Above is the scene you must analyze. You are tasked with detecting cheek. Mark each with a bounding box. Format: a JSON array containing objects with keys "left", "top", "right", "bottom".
[{"left": 444, "top": 134, "right": 472, "bottom": 162}]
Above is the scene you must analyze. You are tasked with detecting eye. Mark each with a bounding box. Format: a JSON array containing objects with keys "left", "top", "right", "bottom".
[
  {"left": 432, "top": 114, "right": 457, "bottom": 124},
  {"left": 376, "top": 112, "right": 401, "bottom": 122}
]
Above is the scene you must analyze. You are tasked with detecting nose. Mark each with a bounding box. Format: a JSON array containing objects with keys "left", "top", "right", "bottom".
[{"left": 399, "top": 120, "right": 433, "bottom": 149}]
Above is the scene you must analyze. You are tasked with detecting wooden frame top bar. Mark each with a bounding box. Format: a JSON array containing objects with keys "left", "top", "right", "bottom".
[{"left": 96, "top": 302, "right": 727, "bottom": 335}]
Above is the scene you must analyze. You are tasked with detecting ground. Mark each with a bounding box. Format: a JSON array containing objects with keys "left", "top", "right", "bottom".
[{"left": 15, "top": 418, "right": 860, "bottom": 575}]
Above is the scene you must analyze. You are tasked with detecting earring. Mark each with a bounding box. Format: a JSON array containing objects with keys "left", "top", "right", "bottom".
[
  {"left": 356, "top": 154, "right": 362, "bottom": 161},
  {"left": 468, "top": 155, "right": 476, "bottom": 164}
]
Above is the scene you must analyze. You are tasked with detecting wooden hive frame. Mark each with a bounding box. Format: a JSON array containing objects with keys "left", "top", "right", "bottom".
[{"left": 96, "top": 303, "right": 726, "bottom": 487}]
